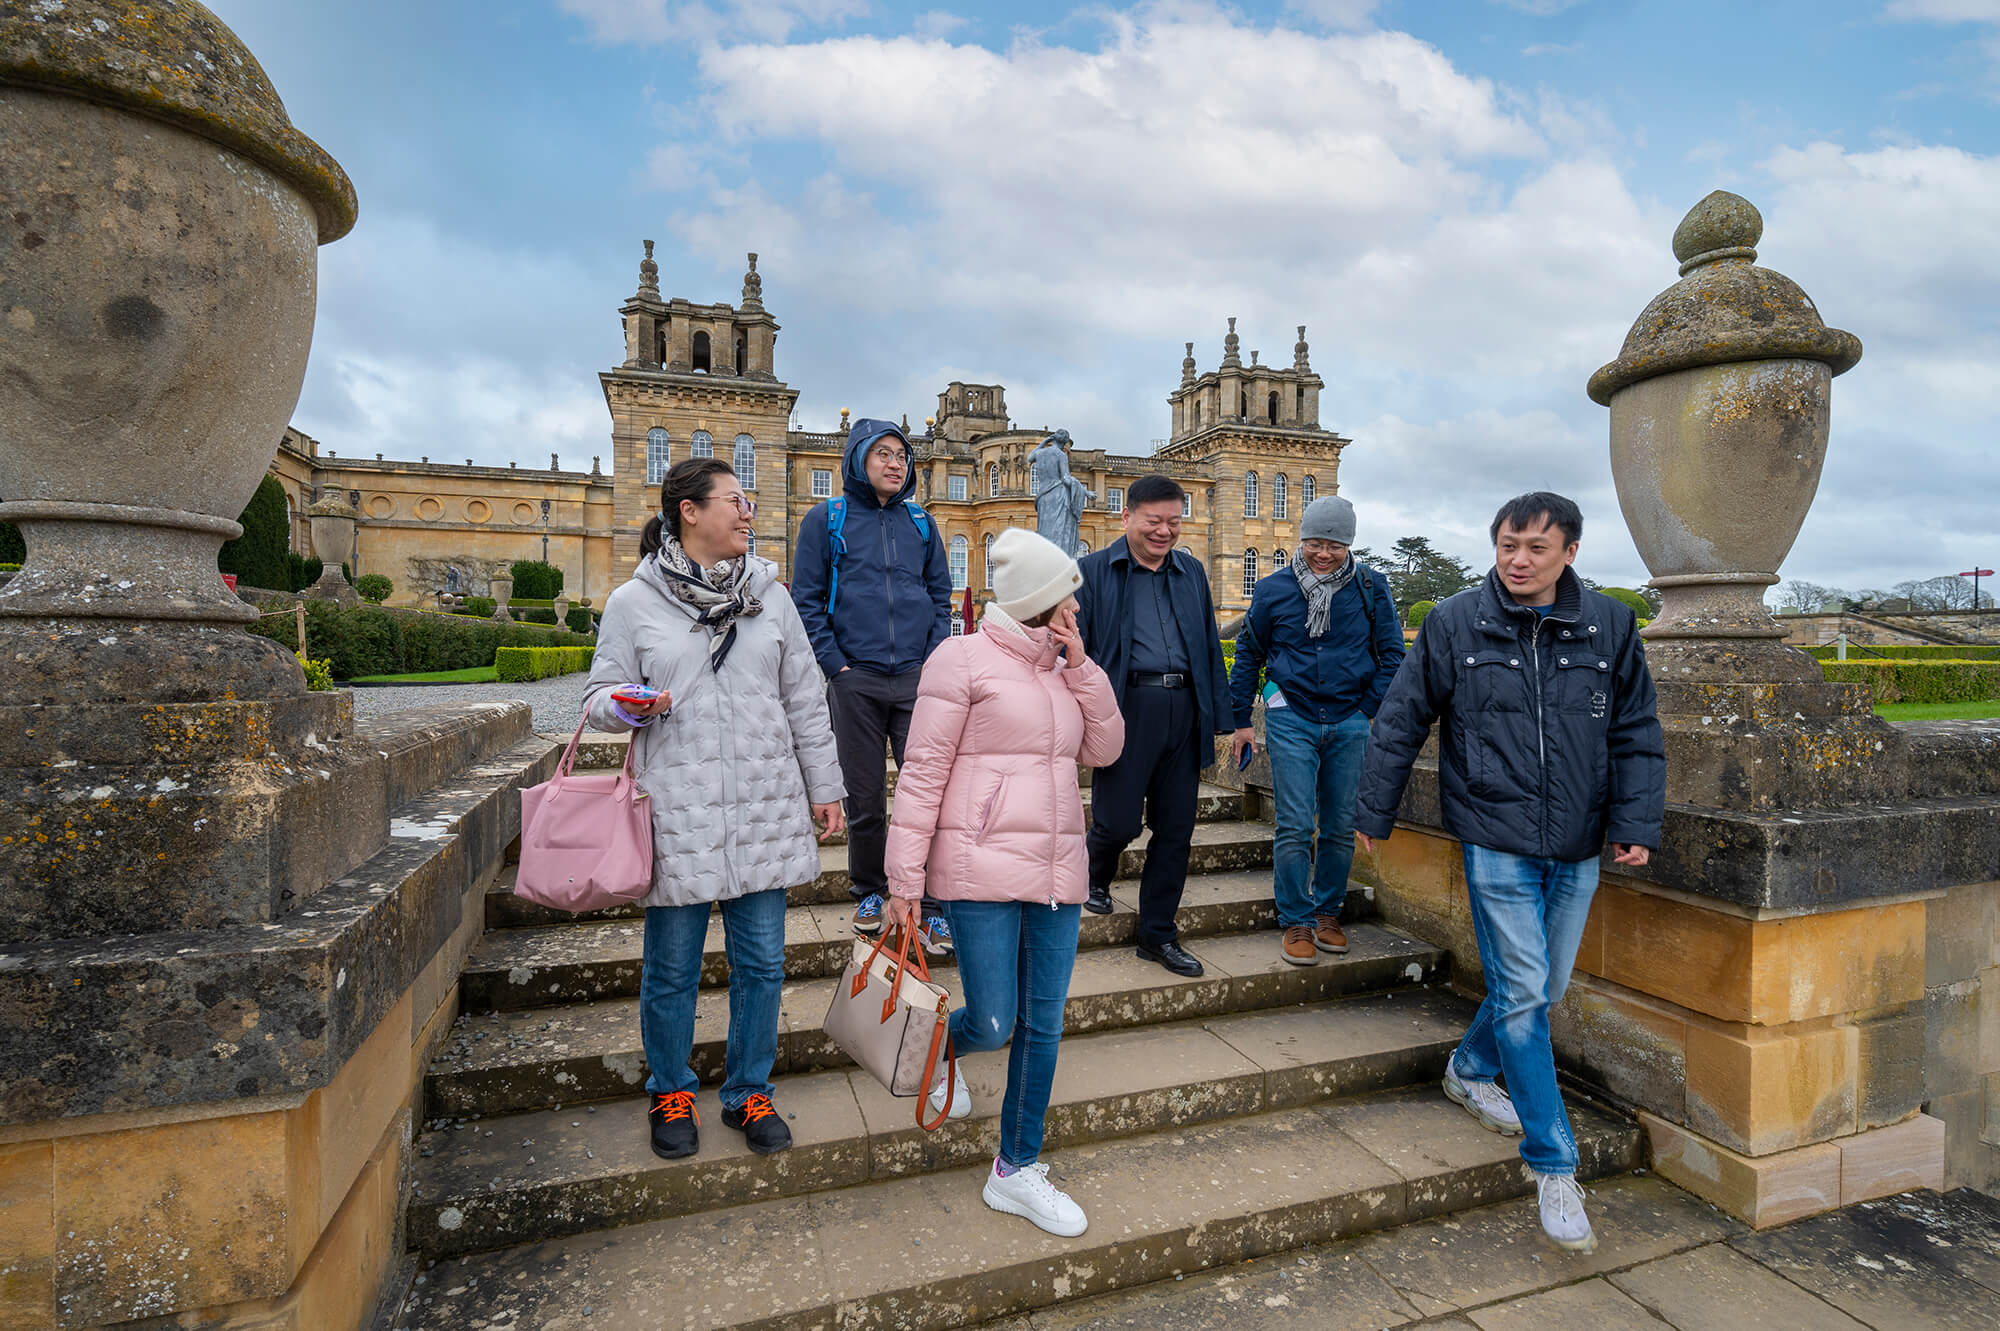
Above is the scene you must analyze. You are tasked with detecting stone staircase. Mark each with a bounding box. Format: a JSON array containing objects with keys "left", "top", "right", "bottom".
[{"left": 392, "top": 770, "right": 1642, "bottom": 1329}]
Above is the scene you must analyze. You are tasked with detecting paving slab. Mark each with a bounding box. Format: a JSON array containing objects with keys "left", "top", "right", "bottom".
[
  {"left": 1464, "top": 1276, "right": 1669, "bottom": 1330},
  {"left": 1728, "top": 1189, "right": 2000, "bottom": 1329},
  {"left": 1026, "top": 1245, "right": 1422, "bottom": 1329},
  {"left": 1205, "top": 987, "right": 1465, "bottom": 1109},
  {"left": 1606, "top": 1242, "right": 1870, "bottom": 1329}
]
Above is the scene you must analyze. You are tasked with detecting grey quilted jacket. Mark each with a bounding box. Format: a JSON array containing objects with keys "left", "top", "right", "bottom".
[{"left": 583, "top": 555, "right": 845, "bottom": 908}]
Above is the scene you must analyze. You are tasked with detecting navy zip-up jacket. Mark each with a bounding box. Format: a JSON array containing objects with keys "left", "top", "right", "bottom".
[
  {"left": 1228, "top": 563, "right": 1405, "bottom": 728},
  {"left": 790, "top": 418, "right": 953, "bottom": 677},
  {"left": 1074, "top": 537, "right": 1232, "bottom": 769},
  {"left": 1354, "top": 567, "right": 1665, "bottom": 862}
]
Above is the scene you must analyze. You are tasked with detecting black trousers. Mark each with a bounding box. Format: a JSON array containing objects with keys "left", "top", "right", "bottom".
[
  {"left": 1086, "top": 685, "right": 1200, "bottom": 948},
  {"left": 827, "top": 667, "right": 938, "bottom": 915}
]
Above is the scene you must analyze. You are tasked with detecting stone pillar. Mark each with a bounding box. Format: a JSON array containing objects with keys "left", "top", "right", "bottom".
[
  {"left": 306, "top": 490, "right": 362, "bottom": 603},
  {"left": 490, "top": 574, "right": 515, "bottom": 621}
]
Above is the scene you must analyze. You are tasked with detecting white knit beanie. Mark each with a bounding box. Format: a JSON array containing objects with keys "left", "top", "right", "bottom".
[{"left": 991, "top": 527, "right": 1082, "bottom": 622}]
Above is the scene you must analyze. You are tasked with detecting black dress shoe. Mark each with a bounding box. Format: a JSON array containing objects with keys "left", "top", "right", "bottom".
[
  {"left": 1136, "top": 940, "right": 1204, "bottom": 977},
  {"left": 649, "top": 1091, "right": 699, "bottom": 1159},
  {"left": 1084, "top": 884, "right": 1114, "bottom": 915},
  {"left": 722, "top": 1093, "right": 793, "bottom": 1155}
]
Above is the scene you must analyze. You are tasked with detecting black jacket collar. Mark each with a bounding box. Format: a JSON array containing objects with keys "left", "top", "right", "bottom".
[{"left": 1474, "top": 566, "right": 1585, "bottom": 636}]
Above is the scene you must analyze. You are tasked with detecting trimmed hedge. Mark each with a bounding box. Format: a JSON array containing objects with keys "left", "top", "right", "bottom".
[
  {"left": 495, "top": 645, "right": 594, "bottom": 682},
  {"left": 510, "top": 560, "right": 565, "bottom": 600},
  {"left": 355, "top": 573, "right": 392, "bottom": 604},
  {"left": 507, "top": 597, "right": 556, "bottom": 609},
  {"left": 1406, "top": 599, "right": 1437, "bottom": 629},
  {"left": 248, "top": 600, "right": 592, "bottom": 680},
  {"left": 516, "top": 607, "right": 558, "bottom": 625},
  {"left": 0, "top": 521, "right": 22, "bottom": 564},
  {"left": 565, "top": 606, "right": 595, "bottom": 634},
  {"left": 1806, "top": 643, "right": 2000, "bottom": 662},
  {"left": 218, "top": 476, "right": 291, "bottom": 591},
  {"left": 461, "top": 596, "right": 497, "bottom": 618},
  {"left": 1820, "top": 660, "right": 2000, "bottom": 704}
]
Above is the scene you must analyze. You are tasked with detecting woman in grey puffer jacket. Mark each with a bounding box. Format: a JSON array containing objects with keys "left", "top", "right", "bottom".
[{"left": 583, "top": 457, "right": 846, "bottom": 1161}]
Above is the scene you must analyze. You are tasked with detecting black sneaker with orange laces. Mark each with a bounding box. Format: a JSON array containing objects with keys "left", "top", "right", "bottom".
[
  {"left": 721, "top": 1092, "right": 793, "bottom": 1155},
  {"left": 649, "top": 1091, "right": 699, "bottom": 1160}
]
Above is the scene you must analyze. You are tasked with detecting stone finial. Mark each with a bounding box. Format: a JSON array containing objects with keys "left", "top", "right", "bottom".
[
  {"left": 638, "top": 238, "right": 660, "bottom": 299},
  {"left": 1672, "top": 190, "right": 1761, "bottom": 274},
  {"left": 592, "top": 455, "right": 602, "bottom": 474},
  {"left": 550, "top": 452, "right": 559, "bottom": 470},
  {"left": 1250, "top": 350, "right": 1259, "bottom": 367},
  {"left": 1222, "top": 317, "right": 1242, "bottom": 368},
  {"left": 1181, "top": 341, "right": 1197, "bottom": 387},
  {"left": 1294, "top": 325, "right": 1310, "bottom": 371},
  {"left": 741, "top": 252, "right": 764, "bottom": 311}
]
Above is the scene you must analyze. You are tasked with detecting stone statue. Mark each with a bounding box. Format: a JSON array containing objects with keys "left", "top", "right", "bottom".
[
  {"left": 1029, "top": 430, "right": 1089, "bottom": 554},
  {"left": 445, "top": 564, "right": 461, "bottom": 595}
]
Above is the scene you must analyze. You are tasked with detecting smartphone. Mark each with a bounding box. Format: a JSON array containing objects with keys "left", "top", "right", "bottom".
[
  {"left": 1237, "top": 742, "right": 1255, "bottom": 772},
  {"left": 611, "top": 684, "right": 660, "bottom": 706}
]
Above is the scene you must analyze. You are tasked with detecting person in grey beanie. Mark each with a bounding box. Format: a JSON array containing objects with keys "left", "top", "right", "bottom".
[{"left": 1227, "top": 494, "right": 1404, "bottom": 965}]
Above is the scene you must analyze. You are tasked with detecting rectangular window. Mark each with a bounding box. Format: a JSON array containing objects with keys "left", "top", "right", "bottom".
[
  {"left": 1108, "top": 488, "right": 1123, "bottom": 513},
  {"left": 811, "top": 469, "right": 832, "bottom": 499},
  {"left": 948, "top": 474, "right": 968, "bottom": 501},
  {"left": 1182, "top": 493, "right": 1193, "bottom": 518}
]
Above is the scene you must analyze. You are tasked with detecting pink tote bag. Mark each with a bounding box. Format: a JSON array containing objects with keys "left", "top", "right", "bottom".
[{"left": 516, "top": 717, "right": 655, "bottom": 913}]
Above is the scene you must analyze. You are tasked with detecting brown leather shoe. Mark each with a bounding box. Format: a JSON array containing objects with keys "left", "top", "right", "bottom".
[
  {"left": 1281, "top": 925, "right": 1318, "bottom": 966},
  {"left": 1314, "top": 916, "right": 1349, "bottom": 954}
]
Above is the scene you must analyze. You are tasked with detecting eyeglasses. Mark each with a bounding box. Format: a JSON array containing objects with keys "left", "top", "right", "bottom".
[
  {"left": 698, "top": 493, "right": 756, "bottom": 518},
  {"left": 1301, "top": 539, "right": 1348, "bottom": 554},
  {"left": 868, "top": 446, "right": 910, "bottom": 465}
]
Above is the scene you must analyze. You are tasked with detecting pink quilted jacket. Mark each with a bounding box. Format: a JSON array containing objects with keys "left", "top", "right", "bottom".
[{"left": 885, "top": 617, "right": 1125, "bottom": 906}]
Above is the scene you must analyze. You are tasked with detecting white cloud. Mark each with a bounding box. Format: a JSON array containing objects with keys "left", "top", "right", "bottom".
[
  {"left": 1884, "top": 0, "right": 2000, "bottom": 21},
  {"left": 1493, "top": 0, "right": 1590, "bottom": 15},
  {"left": 911, "top": 9, "right": 971, "bottom": 40},
  {"left": 1282, "top": 0, "right": 1380, "bottom": 29},
  {"left": 556, "top": 0, "right": 868, "bottom": 46}
]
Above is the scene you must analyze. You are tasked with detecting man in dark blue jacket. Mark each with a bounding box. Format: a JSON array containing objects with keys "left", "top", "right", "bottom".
[
  {"left": 791, "top": 418, "right": 955, "bottom": 948},
  {"left": 1354, "top": 492, "right": 1664, "bottom": 1256},
  {"left": 1227, "top": 495, "right": 1404, "bottom": 967},
  {"left": 1074, "top": 474, "right": 1232, "bottom": 978}
]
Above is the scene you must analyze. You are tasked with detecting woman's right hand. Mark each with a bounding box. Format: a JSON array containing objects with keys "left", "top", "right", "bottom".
[
  {"left": 883, "top": 895, "right": 922, "bottom": 937},
  {"left": 1050, "top": 602, "right": 1086, "bottom": 667},
  {"left": 619, "top": 686, "right": 673, "bottom": 718}
]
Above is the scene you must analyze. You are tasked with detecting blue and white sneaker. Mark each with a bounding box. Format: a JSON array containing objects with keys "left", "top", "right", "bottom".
[
  {"left": 853, "top": 893, "right": 885, "bottom": 935},
  {"left": 920, "top": 914, "right": 955, "bottom": 959}
]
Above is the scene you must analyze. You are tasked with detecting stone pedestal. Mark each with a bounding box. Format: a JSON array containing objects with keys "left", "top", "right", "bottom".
[{"left": 306, "top": 490, "right": 362, "bottom": 604}]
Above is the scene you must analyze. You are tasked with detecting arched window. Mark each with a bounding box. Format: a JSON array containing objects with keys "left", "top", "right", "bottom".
[
  {"left": 1301, "top": 474, "right": 1316, "bottom": 507},
  {"left": 1243, "top": 470, "right": 1260, "bottom": 518},
  {"left": 735, "top": 333, "right": 748, "bottom": 373},
  {"left": 1238, "top": 391, "right": 1247, "bottom": 418},
  {"left": 1076, "top": 540, "right": 1090, "bottom": 557},
  {"left": 1273, "top": 473, "right": 1288, "bottom": 519},
  {"left": 690, "top": 430, "right": 714, "bottom": 459},
  {"left": 646, "top": 427, "right": 670, "bottom": 485},
  {"left": 1274, "top": 547, "right": 1289, "bottom": 570},
  {"left": 733, "top": 434, "right": 756, "bottom": 489},
  {"left": 984, "top": 533, "right": 995, "bottom": 588},
  {"left": 1268, "top": 391, "right": 1279, "bottom": 424},
  {"left": 949, "top": 535, "right": 969, "bottom": 589},
  {"left": 988, "top": 462, "right": 999, "bottom": 497},
  {"left": 691, "top": 331, "right": 712, "bottom": 373},
  {"left": 1243, "top": 549, "right": 1259, "bottom": 595},
  {"left": 744, "top": 531, "right": 757, "bottom": 558},
  {"left": 655, "top": 328, "right": 668, "bottom": 365}
]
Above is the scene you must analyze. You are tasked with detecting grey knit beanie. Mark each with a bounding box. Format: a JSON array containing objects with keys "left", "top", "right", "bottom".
[{"left": 1300, "top": 495, "right": 1356, "bottom": 545}]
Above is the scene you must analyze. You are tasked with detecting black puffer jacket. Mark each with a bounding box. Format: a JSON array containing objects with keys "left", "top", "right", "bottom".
[{"left": 1355, "top": 568, "right": 1665, "bottom": 861}]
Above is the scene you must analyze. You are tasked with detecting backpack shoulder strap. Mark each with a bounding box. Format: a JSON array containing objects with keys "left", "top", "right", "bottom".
[
  {"left": 826, "top": 498, "right": 848, "bottom": 613},
  {"left": 903, "top": 501, "right": 932, "bottom": 545},
  {"left": 1354, "top": 563, "right": 1381, "bottom": 664}
]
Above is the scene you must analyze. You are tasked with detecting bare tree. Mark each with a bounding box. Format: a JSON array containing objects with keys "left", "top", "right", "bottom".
[
  {"left": 1775, "top": 580, "right": 1841, "bottom": 613},
  {"left": 1893, "top": 576, "right": 1981, "bottom": 611}
]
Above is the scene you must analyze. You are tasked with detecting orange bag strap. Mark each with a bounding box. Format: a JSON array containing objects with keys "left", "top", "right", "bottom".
[{"left": 915, "top": 1021, "right": 955, "bottom": 1133}]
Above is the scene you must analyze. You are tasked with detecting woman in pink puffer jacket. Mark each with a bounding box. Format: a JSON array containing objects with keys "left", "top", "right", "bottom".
[{"left": 883, "top": 528, "right": 1124, "bottom": 1239}]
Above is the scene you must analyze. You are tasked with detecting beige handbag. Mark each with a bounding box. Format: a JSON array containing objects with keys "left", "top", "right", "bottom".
[{"left": 823, "top": 926, "right": 958, "bottom": 1131}]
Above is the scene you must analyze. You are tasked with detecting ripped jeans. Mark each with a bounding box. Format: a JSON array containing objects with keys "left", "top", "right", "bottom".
[{"left": 941, "top": 899, "right": 1081, "bottom": 1168}]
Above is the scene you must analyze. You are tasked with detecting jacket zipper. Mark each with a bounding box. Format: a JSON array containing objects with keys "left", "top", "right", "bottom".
[
  {"left": 1048, "top": 669, "right": 1060, "bottom": 909},
  {"left": 1528, "top": 615, "right": 1548, "bottom": 854},
  {"left": 882, "top": 507, "right": 897, "bottom": 665}
]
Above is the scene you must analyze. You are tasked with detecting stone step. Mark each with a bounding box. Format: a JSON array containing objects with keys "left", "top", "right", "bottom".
[
  {"left": 486, "top": 784, "right": 1251, "bottom": 928},
  {"left": 425, "top": 923, "right": 1445, "bottom": 1120},
  {"left": 407, "top": 986, "right": 1473, "bottom": 1259},
  {"left": 460, "top": 868, "right": 1374, "bottom": 1014},
  {"left": 394, "top": 1085, "right": 1642, "bottom": 1330}
]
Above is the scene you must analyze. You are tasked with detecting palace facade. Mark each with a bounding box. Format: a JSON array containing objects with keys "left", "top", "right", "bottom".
[{"left": 266, "top": 247, "right": 1354, "bottom": 621}]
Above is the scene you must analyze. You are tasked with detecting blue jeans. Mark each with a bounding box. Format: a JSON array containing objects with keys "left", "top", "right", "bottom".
[
  {"left": 1453, "top": 843, "right": 1600, "bottom": 1176},
  {"left": 640, "top": 888, "right": 786, "bottom": 1111},
  {"left": 942, "top": 900, "right": 1081, "bottom": 1168},
  {"left": 1264, "top": 706, "right": 1371, "bottom": 927}
]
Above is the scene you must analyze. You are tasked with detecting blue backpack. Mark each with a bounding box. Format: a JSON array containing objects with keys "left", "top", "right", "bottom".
[{"left": 825, "top": 496, "right": 933, "bottom": 614}]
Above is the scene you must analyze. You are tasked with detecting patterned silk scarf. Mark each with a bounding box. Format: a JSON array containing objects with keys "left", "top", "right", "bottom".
[
  {"left": 654, "top": 536, "right": 764, "bottom": 671},
  {"left": 1295, "top": 557, "right": 1358, "bottom": 639}
]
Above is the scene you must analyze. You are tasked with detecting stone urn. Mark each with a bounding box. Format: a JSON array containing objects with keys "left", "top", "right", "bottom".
[
  {"left": 490, "top": 575, "right": 514, "bottom": 622},
  {"left": 553, "top": 594, "right": 570, "bottom": 625},
  {"left": 1588, "top": 191, "right": 1861, "bottom": 683},
  {"left": 0, "top": 1, "right": 356, "bottom": 704},
  {"left": 306, "top": 490, "right": 362, "bottom": 603}
]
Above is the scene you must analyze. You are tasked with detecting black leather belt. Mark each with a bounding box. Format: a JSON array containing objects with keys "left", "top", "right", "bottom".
[{"left": 1128, "top": 671, "right": 1191, "bottom": 689}]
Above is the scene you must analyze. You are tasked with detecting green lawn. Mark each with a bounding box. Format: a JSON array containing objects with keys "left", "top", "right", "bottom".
[
  {"left": 348, "top": 665, "right": 498, "bottom": 684},
  {"left": 1875, "top": 699, "right": 2000, "bottom": 722}
]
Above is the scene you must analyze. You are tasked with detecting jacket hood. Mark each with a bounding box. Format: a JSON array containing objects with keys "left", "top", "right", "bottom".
[
  {"left": 634, "top": 548, "right": 780, "bottom": 615},
  {"left": 843, "top": 417, "right": 915, "bottom": 508}
]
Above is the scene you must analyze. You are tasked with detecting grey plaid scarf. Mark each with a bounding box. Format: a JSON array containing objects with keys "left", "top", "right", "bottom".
[
  {"left": 654, "top": 536, "right": 763, "bottom": 671},
  {"left": 1295, "top": 557, "right": 1358, "bottom": 639}
]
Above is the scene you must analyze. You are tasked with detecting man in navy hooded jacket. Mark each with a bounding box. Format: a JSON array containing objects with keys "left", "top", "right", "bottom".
[{"left": 792, "top": 418, "right": 956, "bottom": 947}]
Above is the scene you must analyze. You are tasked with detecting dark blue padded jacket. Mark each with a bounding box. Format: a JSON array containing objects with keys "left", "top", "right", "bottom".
[
  {"left": 790, "top": 418, "right": 953, "bottom": 677},
  {"left": 1227, "top": 563, "right": 1405, "bottom": 728}
]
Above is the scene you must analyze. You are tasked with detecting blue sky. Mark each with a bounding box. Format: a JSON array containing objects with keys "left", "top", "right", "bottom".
[{"left": 210, "top": 0, "right": 2000, "bottom": 593}]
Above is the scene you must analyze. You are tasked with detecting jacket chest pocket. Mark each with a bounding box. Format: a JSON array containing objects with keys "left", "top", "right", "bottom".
[
  {"left": 1551, "top": 650, "right": 1613, "bottom": 720},
  {"left": 1458, "top": 649, "right": 1529, "bottom": 713}
]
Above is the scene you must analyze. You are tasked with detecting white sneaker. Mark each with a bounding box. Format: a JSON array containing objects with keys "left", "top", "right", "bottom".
[
  {"left": 928, "top": 1057, "right": 971, "bottom": 1120},
  {"left": 982, "top": 1159, "right": 1088, "bottom": 1237},
  {"left": 1535, "top": 1172, "right": 1596, "bottom": 1253},
  {"left": 1443, "top": 1057, "right": 1523, "bottom": 1136}
]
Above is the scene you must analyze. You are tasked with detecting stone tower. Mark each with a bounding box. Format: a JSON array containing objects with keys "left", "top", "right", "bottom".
[
  {"left": 1161, "top": 320, "right": 1351, "bottom": 615},
  {"left": 600, "top": 246, "right": 798, "bottom": 579}
]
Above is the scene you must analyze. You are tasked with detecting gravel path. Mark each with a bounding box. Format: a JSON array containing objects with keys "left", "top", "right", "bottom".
[{"left": 345, "top": 673, "right": 594, "bottom": 735}]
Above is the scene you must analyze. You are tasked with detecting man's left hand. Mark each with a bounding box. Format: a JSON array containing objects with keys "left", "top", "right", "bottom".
[
  {"left": 813, "top": 802, "right": 847, "bottom": 841},
  {"left": 1611, "top": 843, "right": 1650, "bottom": 867}
]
